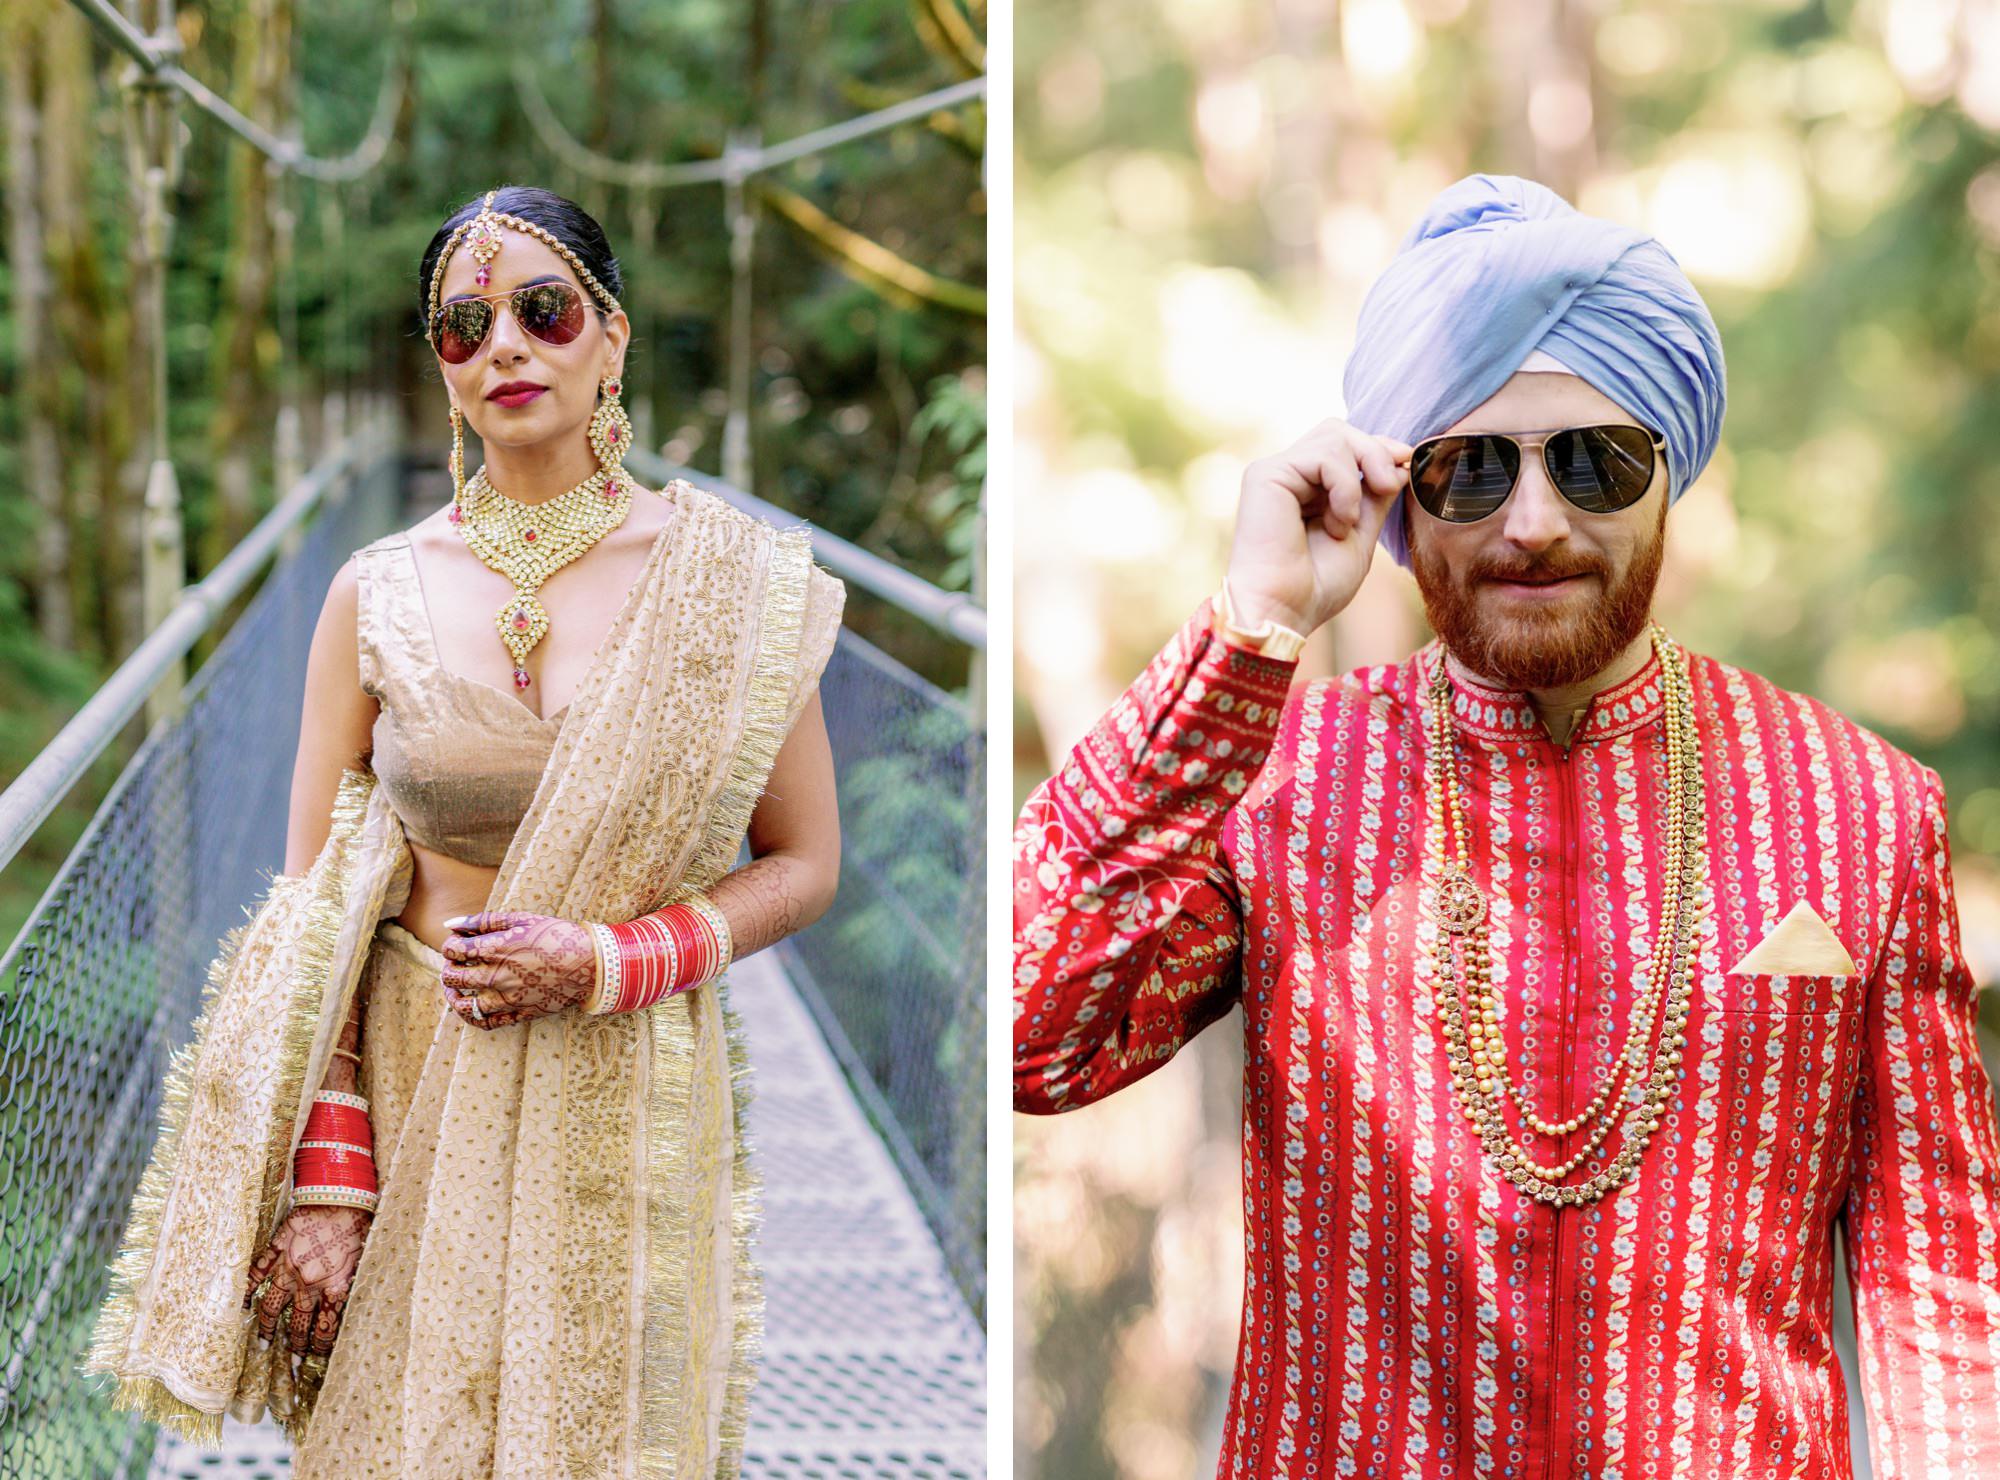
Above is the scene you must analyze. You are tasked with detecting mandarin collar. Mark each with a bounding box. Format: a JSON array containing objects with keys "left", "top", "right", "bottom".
[{"left": 1420, "top": 638, "right": 1667, "bottom": 747}]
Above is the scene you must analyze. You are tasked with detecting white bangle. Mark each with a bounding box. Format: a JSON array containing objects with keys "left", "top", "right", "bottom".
[
  {"left": 683, "top": 894, "right": 735, "bottom": 978},
  {"left": 290, "top": 1185, "right": 380, "bottom": 1214},
  {"left": 585, "top": 921, "right": 621, "bottom": 1015}
]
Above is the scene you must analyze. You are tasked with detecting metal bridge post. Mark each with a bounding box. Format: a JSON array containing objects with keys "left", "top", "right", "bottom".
[
  {"left": 273, "top": 147, "right": 306, "bottom": 559},
  {"left": 118, "top": 0, "right": 187, "bottom": 725},
  {"left": 722, "top": 130, "right": 760, "bottom": 493}
]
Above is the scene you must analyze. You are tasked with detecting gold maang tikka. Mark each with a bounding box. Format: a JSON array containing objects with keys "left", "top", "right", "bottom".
[
  {"left": 430, "top": 190, "right": 638, "bottom": 696},
  {"left": 426, "top": 189, "right": 623, "bottom": 337}
]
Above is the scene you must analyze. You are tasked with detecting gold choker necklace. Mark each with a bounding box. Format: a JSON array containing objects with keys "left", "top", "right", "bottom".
[
  {"left": 1425, "top": 626, "right": 1708, "bottom": 1206},
  {"left": 449, "top": 465, "right": 635, "bottom": 692}
]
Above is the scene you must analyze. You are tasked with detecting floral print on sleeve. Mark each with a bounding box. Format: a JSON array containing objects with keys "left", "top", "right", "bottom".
[{"left": 1014, "top": 598, "right": 1298, "bottom": 1113}]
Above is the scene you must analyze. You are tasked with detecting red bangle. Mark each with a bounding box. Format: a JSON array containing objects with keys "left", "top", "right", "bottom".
[
  {"left": 294, "top": 1090, "right": 378, "bottom": 1205},
  {"left": 295, "top": 1153, "right": 376, "bottom": 1189},
  {"left": 296, "top": 1144, "right": 374, "bottom": 1171},
  {"left": 598, "top": 903, "right": 724, "bottom": 1013},
  {"left": 303, "top": 1103, "right": 374, "bottom": 1150}
]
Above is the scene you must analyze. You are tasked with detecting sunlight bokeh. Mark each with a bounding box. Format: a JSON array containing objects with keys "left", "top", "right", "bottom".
[{"left": 1015, "top": 0, "right": 2000, "bottom": 1474}]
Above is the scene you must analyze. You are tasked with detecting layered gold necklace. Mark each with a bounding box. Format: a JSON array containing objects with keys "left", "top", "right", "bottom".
[
  {"left": 449, "top": 464, "right": 634, "bottom": 692},
  {"left": 1425, "top": 625, "right": 1707, "bottom": 1207}
]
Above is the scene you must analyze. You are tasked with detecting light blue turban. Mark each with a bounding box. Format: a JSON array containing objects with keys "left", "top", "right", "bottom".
[{"left": 1341, "top": 173, "right": 1726, "bottom": 568}]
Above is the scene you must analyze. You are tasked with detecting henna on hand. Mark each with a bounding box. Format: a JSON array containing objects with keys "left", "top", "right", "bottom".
[
  {"left": 244, "top": 1204, "right": 372, "bottom": 1352},
  {"left": 435, "top": 857, "right": 823, "bottom": 1030},
  {"left": 439, "top": 911, "right": 597, "bottom": 1029},
  {"left": 309, "top": 1290, "right": 345, "bottom": 1356}
]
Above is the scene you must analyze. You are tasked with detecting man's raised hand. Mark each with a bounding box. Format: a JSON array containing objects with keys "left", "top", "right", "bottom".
[{"left": 1225, "top": 418, "right": 1412, "bottom": 638}]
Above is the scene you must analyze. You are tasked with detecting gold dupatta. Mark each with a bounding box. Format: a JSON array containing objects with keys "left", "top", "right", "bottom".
[
  {"left": 82, "top": 764, "right": 415, "bottom": 1435},
  {"left": 85, "top": 482, "right": 846, "bottom": 1478}
]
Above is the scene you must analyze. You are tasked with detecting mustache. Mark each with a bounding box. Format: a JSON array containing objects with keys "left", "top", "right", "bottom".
[{"left": 1469, "top": 553, "right": 1607, "bottom": 584}]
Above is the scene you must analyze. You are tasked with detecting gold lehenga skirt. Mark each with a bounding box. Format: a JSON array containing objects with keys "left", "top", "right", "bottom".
[
  {"left": 352, "top": 921, "right": 437, "bottom": 1189},
  {"left": 290, "top": 919, "right": 495, "bottom": 1479}
]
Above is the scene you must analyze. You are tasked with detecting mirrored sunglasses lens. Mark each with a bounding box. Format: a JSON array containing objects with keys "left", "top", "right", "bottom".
[
  {"left": 1412, "top": 435, "right": 1520, "bottom": 522},
  {"left": 1548, "top": 425, "right": 1655, "bottom": 513},
  {"left": 434, "top": 301, "right": 492, "bottom": 363},
  {"left": 516, "top": 284, "right": 586, "bottom": 346}
]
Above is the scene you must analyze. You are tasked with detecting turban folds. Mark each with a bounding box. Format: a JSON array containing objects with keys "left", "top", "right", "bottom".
[{"left": 1341, "top": 173, "right": 1727, "bottom": 568}]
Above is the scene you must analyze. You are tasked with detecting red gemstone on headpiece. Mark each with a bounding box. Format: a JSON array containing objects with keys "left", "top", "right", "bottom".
[
  {"left": 476, "top": 265, "right": 491, "bottom": 287},
  {"left": 523, "top": 528, "right": 537, "bottom": 542}
]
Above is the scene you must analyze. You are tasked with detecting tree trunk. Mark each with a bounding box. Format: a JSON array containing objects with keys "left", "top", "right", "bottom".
[
  {"left": 591, "top": 0, "right": 615, "bottom": 148},
  {"left": 3, "top": 0, "right": 73, "bottom": 653},
  {"left": 204, "top": 0, "right": 292, "bottom": 576},
  {"left": 746, "top": 0, "right": 769, "bottom": 125},
  {"left": 43, "top": 0, "right": 135, "bottom": 662}
]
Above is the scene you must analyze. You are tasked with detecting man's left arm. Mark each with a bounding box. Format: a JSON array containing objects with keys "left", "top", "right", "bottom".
[{"left": 1843, "top": 766, "right": 2000, "bottom": 1476}]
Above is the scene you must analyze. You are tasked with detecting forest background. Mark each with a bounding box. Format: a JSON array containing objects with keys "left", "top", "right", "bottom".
[
  {"left": 1013, "top": 0, "right": 2000, "bottom": 1476},
  {"left": 0, "top": 0, "right": 987, "bottom": 944}
]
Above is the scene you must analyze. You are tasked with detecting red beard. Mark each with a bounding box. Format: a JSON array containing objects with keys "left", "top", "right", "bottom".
[{"left": 1408, "top": 499, "right": 1666, "bottom": 690}]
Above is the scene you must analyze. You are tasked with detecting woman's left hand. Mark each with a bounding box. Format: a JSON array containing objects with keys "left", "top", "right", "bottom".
[{"left": 437, "top": 911, "right": 596, "bottom": 1029}]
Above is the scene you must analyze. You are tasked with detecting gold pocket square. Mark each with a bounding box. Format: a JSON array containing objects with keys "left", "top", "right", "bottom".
[{"left": 1728, "top": 899, "right": 1858, "bottom": 977}]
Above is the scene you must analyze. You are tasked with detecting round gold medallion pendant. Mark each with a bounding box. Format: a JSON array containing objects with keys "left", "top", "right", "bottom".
[{"left": 1432, "top": 866, "right": 1487, "bottom": 934}]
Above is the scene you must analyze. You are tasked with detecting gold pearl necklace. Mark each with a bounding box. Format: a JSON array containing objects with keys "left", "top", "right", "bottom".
[
  {"left": 449, "top": 464, "right": 635, "bottom": 692},
  {"left": 1425, "top": 625, "right": 1708, "bottom": 1207}
]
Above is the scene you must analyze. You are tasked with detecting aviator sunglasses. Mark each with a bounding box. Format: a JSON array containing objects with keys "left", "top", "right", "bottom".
[
  {"left": 1408, "top": 422, "right": 1666, "bottom": 523},
  {"left": 427, "top": 279, "right": 592, "bottom": 365}
]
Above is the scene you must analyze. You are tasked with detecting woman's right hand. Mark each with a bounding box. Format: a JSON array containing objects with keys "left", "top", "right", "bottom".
[
  {"left": 244, "top": 1204, "right": 373, "bottom": 1360},
  {"left": 1225, "top": 417, "right": 1412, "bottom": 638}
]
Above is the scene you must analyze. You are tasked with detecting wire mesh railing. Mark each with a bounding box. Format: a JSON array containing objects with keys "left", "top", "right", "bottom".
[
  {"left": 0, "top": 445, "right": 402, "bottom": 1479},
  {"left": 782, "top": 630, "right": 986, "bottom": 1314}
]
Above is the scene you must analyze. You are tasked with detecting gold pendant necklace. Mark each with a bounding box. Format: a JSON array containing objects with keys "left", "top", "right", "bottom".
[
  {"left": 1425, "top": 626, "right": 1708, "bottom": 1206},
  {"left": 450, "top": 464, "right": 635, "bottom": 692}
]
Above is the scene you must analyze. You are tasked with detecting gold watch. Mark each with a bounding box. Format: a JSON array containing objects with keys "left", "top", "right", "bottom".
[{"left": 1212, "top": 580, "right": 1308, "bottom": 660}]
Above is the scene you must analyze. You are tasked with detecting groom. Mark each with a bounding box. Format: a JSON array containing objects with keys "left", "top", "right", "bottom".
[{"left": 1014, "top": 174, "right": 2000, "bottom": 1477}]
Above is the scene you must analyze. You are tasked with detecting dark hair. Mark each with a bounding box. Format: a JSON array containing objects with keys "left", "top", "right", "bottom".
[{"left": 416, "top": 184, "right": 624, "bottom": 336}]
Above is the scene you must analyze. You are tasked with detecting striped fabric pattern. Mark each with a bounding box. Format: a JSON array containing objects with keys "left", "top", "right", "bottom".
[{"left": 1014, "top": 597, "right": 2000, "bottom": 1479}]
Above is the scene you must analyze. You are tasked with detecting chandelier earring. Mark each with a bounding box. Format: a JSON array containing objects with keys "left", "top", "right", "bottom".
[
  {"left": 449, "top": 401, "right": 466, "bottom": 502},
  {"left": 587, "top": 373, "right": 633, "bottom": 500}
]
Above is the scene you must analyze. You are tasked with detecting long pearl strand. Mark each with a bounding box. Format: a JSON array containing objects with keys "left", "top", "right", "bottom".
[{"left": 1426, "top": 625, "right": 1708, "bottom": 1207}]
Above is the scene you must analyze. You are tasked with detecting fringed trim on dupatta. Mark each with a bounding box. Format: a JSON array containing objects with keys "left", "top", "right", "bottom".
[
  {"left": 640, "top": 525, "right": 812, "bottom": 1478},
  {"left": 80, "top": 899, "right": 273, "bottom": 1445},
  {"left": 81, "top": 769, "right": 376, "bottom": 1442}
]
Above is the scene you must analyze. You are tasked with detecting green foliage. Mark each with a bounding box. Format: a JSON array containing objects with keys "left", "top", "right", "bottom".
[{"left": 912, "top": 372, "right": 986, "bottom": 590}]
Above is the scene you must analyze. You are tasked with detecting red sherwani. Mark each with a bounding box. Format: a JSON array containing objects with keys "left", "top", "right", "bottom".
[{"left": 1014, "top": 597, "right": 2000, "bottom": 1480}]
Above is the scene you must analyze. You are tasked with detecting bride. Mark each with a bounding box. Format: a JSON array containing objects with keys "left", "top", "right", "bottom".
[{"left": 86, "top": 185, "right": 847, "bottom": 1478}]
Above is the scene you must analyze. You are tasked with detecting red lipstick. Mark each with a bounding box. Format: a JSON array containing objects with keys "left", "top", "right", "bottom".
[{"left": 488, "top": 381, "right": 548, "bottom": 407}]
